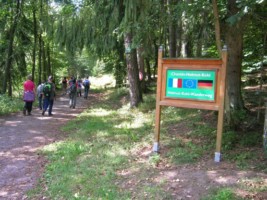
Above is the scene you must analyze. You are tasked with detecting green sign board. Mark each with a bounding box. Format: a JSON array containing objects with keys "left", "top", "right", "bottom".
[{"left": 166, "top": 69, "right": 216, "bottom": 101}]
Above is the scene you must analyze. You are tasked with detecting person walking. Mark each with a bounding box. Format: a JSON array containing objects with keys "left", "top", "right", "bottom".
[
  {"left": 62, "top": 77, "right": 68, "bottom": 91},
  {"left": 42, "top": 76, "right": 56, "bottom": 116},
  {"left": 37, "top": 81, "right": 44, "bottom": 110},
  {"left": 69, "top": 77, "right": 77, "bottom": 109},
  {"left": 23, "top": 74, "right": 36, "bottom": 116},
  {"left": 83, "top": 76, "right": 91, "bottom": 99},
  {"left": 77, "top": 78, "right": 82, "bottom": 97}
]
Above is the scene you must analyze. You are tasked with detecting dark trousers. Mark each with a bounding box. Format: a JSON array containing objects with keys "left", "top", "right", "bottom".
[
  {"left": 24, "top": 102, "right": 33, "bottom": 113},
  {"left": 43, "top": 97, "right": 54, "bottom": 115},
  {"left": 84, "top": 87, "right": 89, "bottom": 99}
]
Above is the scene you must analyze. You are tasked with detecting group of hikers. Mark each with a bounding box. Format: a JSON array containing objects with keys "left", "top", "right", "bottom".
[{"left": 22, "top": 75, "right": 91, "bottom": 116}]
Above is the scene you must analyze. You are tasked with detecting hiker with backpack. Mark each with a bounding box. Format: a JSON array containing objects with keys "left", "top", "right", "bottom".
[
  {"left": 83, "top": 76, "right": 91, "bottom": 99},
  {"left": 42, "top": 76, "right": 56, "bottom": 116},
  {"left": 23, "top": 74, "right": 36, "bottom": 116},
  {"left": 69, "top": 77, "right": 77, "bottom": 109}
]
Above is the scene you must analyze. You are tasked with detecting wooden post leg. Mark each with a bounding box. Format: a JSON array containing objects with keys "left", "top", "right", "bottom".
[
  {"left": 153, "top": 105, "right": 161, "bottom": 152},
  {"left": 215, "top": 109, "right": 224, "bottom": 162},
  {"left": 214, "top": 47, "right": 227, "bottom": 162}
]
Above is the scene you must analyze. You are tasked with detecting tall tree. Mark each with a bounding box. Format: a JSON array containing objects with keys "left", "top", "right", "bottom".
[
  {"left": 212, "top": 0, "right": 222, "bottom": 56},
  {"left": 168, "top": 0, "right": 178, "bottom": 57},
  {"left": 222, "top": 0, "right": 266, "bottom": 126},
  {"left": 3, "top": 0, "right": 21, "bottom": 96},
  {"left": 32, "top": 1, "right": 38, "bottom": 83},
  {"left": 124, "top": 32, "right": 142, "bottom": 107}
]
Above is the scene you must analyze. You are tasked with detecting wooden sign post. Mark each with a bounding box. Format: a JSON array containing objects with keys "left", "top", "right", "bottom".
[{"left": 153, "top": 46, "right": 227, "bottom": 162}]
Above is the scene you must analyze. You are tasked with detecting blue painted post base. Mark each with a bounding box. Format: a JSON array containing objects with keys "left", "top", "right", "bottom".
[
  {"left": 153, "top": 142, "right": 159, "bottom": 152},
  {"left": 214, "top": 152, "right": 221, "bottom": 162}
]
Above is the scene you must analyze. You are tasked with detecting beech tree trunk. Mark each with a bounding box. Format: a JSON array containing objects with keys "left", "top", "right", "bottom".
[
  {"left": 124, "top": 33, "right": 142, "bottom": 107},
  {"left": 224, "top": 0, "right": 246, "bottom": 126},
  {"left": 3, "top": 0, "right": 21, "bottom": 96}
]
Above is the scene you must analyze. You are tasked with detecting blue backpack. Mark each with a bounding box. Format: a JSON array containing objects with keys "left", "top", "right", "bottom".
[{"left": 84, "top": 80, "right": 90, "bottom": 87}]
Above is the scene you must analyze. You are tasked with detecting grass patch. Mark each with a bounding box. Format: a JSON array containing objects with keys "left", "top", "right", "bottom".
[
  {"left": 202, "top": 188, "right": 241, "bottom": 200},
  {"left": 138, "top": 94, "right": 156, "bottom": 112},
  {"left": 31, "top": 89, "right": 165, "bottom": 199},
  {"left": 166, "top": 139, "right": 204, "bottom": 164},
  {"left": 160, "top": 108, "right": 216, "bottom": 164}
]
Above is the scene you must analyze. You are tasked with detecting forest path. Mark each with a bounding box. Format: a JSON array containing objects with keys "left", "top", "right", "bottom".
[
  {"left": 1, "top": 90, "right": 267, "bottom": 200},
  {"left": 0, "top": 92, "right": 94, "bottom": 200}
]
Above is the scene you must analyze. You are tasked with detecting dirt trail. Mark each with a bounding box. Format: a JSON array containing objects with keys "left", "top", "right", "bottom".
[{"left": 0, "top": 93, "right": 92, "bottom": 200}]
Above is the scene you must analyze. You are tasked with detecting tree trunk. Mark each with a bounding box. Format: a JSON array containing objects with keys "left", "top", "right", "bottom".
[
  {"left": 176, "top": 19, "right": 182, "bottom": 57},
  {"left": 124, "top": 33, "right": 142, "bottom": 107},
  {"left": 115, "top": 41, "right": 126, "bottom": 87},
  {"left": 212, "top": 0, "right": 222, "bottom": 57},
  {"left": 168, "top": 0, "right": 177, "bottom": 57},
  {"left": 47, "top": 45, "right": 51, "bottom": 76},
  {"left": 224, "top": 0, "right": 246, "bottom": 126},
  {"left": 38, "top": 34, "right": 43, "bottom": 82},
  {"left": 196, "top": 38, "right": 203, "bottom": 57},
  {"left": 3, "top": 0, "right": 21, "bottom": 96},
  {"left": 153, "top": 41, "right": 158, "bottom": 79},
  {"left": 137, "top": 46, "right": 147, "bottom": 93},
  {"left": 32, "top": 5, "right": 37, "bottom": 83},
  {"left": 42, "top": 40, "right": 47, "bottom": 79},
  {"left": 145, "top": 58, "right": 152, "bottom": 83},
  {"left": 185, "top": 36, "right": 193, "bottom": 57}
]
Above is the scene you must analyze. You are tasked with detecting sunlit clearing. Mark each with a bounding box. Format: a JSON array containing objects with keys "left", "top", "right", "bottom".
[
  {"left": 89, "top": 108, "right": 113, "bottom": 117},
  {"left": 117, "top": 103, "right": 131, "bottom": 113},
  {"left": 42, "top": 141, "right": 64, "bottom": 153},
  {"left": 115, "top": 113, "right": 149, "bottom": 129},
  {"left": 79, "top": 112, "right": 92, "bottom": 117},
  {"left": 95, "top": 130, "right": 109, "bottom": 137},
  {"left": 90, "top": 74, "right": 115, "bottom": 88},
  {"left": 105, "top": 145, "right": 128, "bottom": 157}
]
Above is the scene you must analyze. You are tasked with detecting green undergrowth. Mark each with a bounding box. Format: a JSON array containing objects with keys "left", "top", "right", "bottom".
[
  {"left": 28, "top": 87, "right": 267, "bottom": 199},
  {"left": 0, "top": 94, "right": 24, "bottom": 115}
]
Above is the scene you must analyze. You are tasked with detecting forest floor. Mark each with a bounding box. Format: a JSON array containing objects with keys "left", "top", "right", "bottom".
[{"left": 1, "top": 89, "right": 267, "bottom": 199}]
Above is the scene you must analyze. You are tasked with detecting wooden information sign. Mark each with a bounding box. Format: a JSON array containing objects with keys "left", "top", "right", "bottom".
[{"left": 153, "top": 47, "right": 228, "bottom": 162}]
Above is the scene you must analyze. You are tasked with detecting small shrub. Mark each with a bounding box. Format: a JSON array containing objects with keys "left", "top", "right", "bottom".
[
  {"left": 167, "top": 140, "right": 203, "bottom": 164},
  {"left": 149, "top": 153, "right": 161, "bottom": 166},
  {"left": 222, "top": 131, "right": 239, "bottom": 150},
  {"left": 138, "top": 94, "right": 156, "bottom": 112},
  {"left": 0, "top": 94, "right": 24, "bottom": 115},
  {"left": 239, "top": 132, "right": 261, "bottom": 147},
  {"left": 109, "top": 88, "right": 129, "bottom": 101},
  {"left": 230, "top": 109, "right": 247, "bottom": 127}
]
